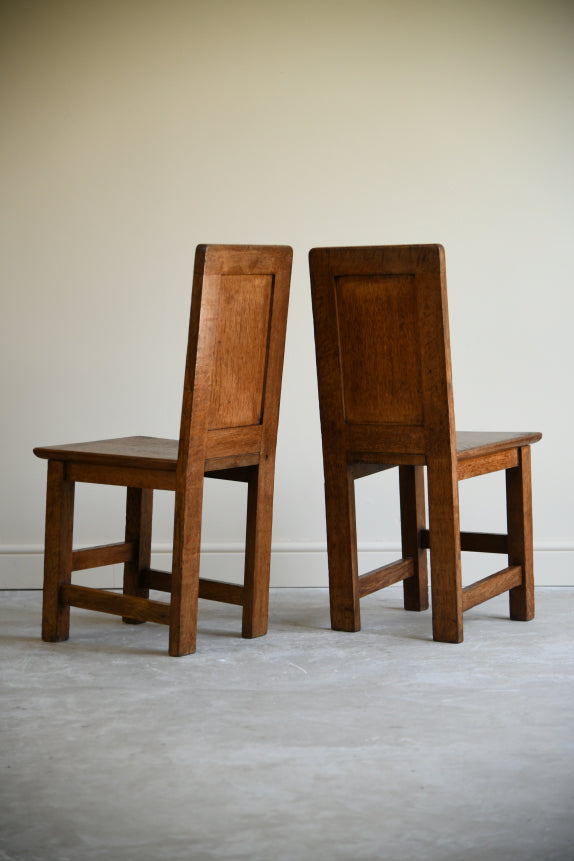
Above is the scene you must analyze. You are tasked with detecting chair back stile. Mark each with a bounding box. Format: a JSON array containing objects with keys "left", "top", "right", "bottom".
[
  {"left": 170, "top": 247, "right": 218, "bottom": 654},
  {"left": 171, "top": 244, "right": 292, "bottom": 654}
]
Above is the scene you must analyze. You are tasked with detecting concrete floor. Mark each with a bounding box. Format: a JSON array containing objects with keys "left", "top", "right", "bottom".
[{"left": 1, "top": 587, "right": 573, "bottom": 861}]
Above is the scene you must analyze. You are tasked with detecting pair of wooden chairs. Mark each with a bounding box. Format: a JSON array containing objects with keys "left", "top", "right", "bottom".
[{"left": 34, "top": 244, "right": 541, "bottom": 655}]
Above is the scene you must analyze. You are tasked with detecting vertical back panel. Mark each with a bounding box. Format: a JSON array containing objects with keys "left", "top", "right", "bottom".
[
  {"left": 208, "top": 274, "right": 273, "bottom": 429},
  {"left": 335, "top": 273, "right": 423, "bottom": 425},
  {"left": 178, "top": 245, "right": 292, "bottom": 465},
  {"left": 310, "top": 244, "right": 455, "bottom": 459}
]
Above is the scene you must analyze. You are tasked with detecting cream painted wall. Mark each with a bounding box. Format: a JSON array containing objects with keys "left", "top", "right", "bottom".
[{"left": 1, "top": 0, "right": 573, "bottom": 588}]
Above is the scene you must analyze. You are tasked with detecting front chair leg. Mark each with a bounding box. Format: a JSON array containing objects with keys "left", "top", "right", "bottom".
[
  {"left": 122, "top": 487, "right": 153, "bottom": 624},
  {"left": 242, "top": 462, "right": 274, "bottom": 639},
  {"left": 507, "top": 446, "right": 535, "bottom": 621},
  {"left": 169, "top": 480, "right": 204, "bottom": 657},
  {"left": 399, "top": 465, "right": 429, "bottom": 612},
  {"left": 42, "top": 460, "right": 75, "bottom": 642}
]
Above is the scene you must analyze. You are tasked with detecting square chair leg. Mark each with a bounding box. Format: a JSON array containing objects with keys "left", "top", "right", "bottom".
[
  {"left": 242, "top": 462, "right": 274, "bottom": 639},
  {"left": 122, "top": 487, "right": 153, "bottom": 624},
  {"left": 507, "top": 446, "right": 535, "bottom": 621},
  {"left": 427, "top": 459, "right": 464, "bottom": 643},
  {"left": 323, "top": 462, "right": 361, "bottom": 632},
  {"left": 399, "top": 465, "right": 429, "bottom": 612},
  {"left": 42, "top": 461, "right": 75, "bottom": 642}
]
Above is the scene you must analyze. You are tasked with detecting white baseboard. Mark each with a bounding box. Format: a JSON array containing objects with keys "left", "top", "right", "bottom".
[{"left": 0, "top": 543, "right": 572, "bottom": 589}]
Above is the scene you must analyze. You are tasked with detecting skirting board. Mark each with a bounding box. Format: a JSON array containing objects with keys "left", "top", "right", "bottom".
[{"left": 0, "top": 543, "right": 572, "bottom": 589}]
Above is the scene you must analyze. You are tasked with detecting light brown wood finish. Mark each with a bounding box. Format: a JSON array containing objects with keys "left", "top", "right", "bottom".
[
  {"left": 122, "top": 487, "right": 153, "bottom": 624},
  {"left": 507, "top": 446, "right": 535, "bottom": 621},
  {"left": 399, "top": 465, "right": 429, "bottom": 611},
  {"left": 141, "top": 567, "right": 245, "bottom": 605},
  {"left": 309, "top": 244, "right": 541, "bottom": 643},
  {"left": 323, "top": 462, "right": 361, "bottom": 631},
  {"left": 35, "top": 245, "right": 292, "bottom": 656},
  {"left": 461, "top": 566, "right": 522, "bottom": 611},
  {"left": 41, "top": 461, "right": 75, "bottom": 642},
  {"left": 241, "top": 460, "right": 275, "bottom": 638},
  {"left": 420, "top": 530, "right": 509, "bottom": 554},
  {"left": 71, "top": 542, "right": 136, "bottom": 572},
  {"left": 358, "top": 558, "right": 414, "bottom": 598},
  {"left": 209, "top": 274, "right": 273, "bottom": 428},
  {"left": 60, "top": 585, "right": 171, "bottom": 625}
]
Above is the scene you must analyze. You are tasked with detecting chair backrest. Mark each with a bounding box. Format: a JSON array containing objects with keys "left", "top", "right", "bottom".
[
  {"left": 309, "top": 244, "right": 456, "bottom": 464},
  {"left": 178, "top": 245, "right": 292, "bottom": 470}
]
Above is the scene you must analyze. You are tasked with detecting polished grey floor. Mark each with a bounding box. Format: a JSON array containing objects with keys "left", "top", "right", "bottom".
[{"left": 1, "top": 587, "right": 573, "bottom": 861}]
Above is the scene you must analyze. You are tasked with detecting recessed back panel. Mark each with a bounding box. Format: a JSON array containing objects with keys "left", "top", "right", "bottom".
[
  {"left": 208, "top": 274, "right": 273, "bottom": 429},
  {"left": 335, "top": 274, "right": 423, "bottom": 425}
]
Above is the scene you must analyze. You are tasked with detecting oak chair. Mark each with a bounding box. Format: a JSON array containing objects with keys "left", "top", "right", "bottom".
[
  {"left": 309, "top": 244, "right": 541, "bottom": 643},
  {"left": 34, "top": 244, "right": 292, "bottom": 656}
]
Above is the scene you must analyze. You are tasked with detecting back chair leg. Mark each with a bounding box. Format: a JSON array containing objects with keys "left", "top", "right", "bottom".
[
  {"left": 122, "top": 487, "right": 153, "bottom": 625},
  {"left": 324, "top": 462, "right": 361, "bottom": 632},
  {"left": 42, "top": 461, "right": 75, "bottom": 642},
  {"left": 506, "top": 446, "right": 535, "bottom": 621},
  {"left": 399, "top": 465, "right": 429, "bottom": 612},
  {"left": 427, "top": 462, "right": 463, "bottom": 643},
  {"left": 242, "top": 463, "right": 274, "bottom": 639},
  {"left": 169, "top": 483, "right": 204, "bottom": 657}
]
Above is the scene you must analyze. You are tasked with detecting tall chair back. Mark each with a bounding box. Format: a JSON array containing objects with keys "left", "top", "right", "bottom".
[{"left": 309, "top": 244, "right": 456, "bottom": 464}]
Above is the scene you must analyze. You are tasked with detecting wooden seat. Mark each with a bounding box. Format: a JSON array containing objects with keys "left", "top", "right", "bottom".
[
  {"left": 309, "top": 244, "right": 541, "bottom": 643},
  {"left": 34, "top": 245, "right": 292, "bottom": 655}
]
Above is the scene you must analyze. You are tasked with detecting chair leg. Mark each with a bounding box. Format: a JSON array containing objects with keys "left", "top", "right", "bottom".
[
  {"left": 42, "top": 460, "right": 75, "bottom": 642},
  {"left": 324, "top": 461, "right": 360, "bottom": 632},
  {"left": 169, "top": 482, "right": 204, "bottom": 656},
  {"left": 399, "top": 465, "right": 429, "bottom": 612},
  {"left": 427, "top": 461, "right": 463, "bottom": 643},
  {"left": 506, "top": 446, "right": 535, "bottom": 621},
  {"left": 242, "top": 463, "right": 274, "bottom": 639},
  {"left": 122, "top": 487, "right": 153, "bottom": 625}
]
